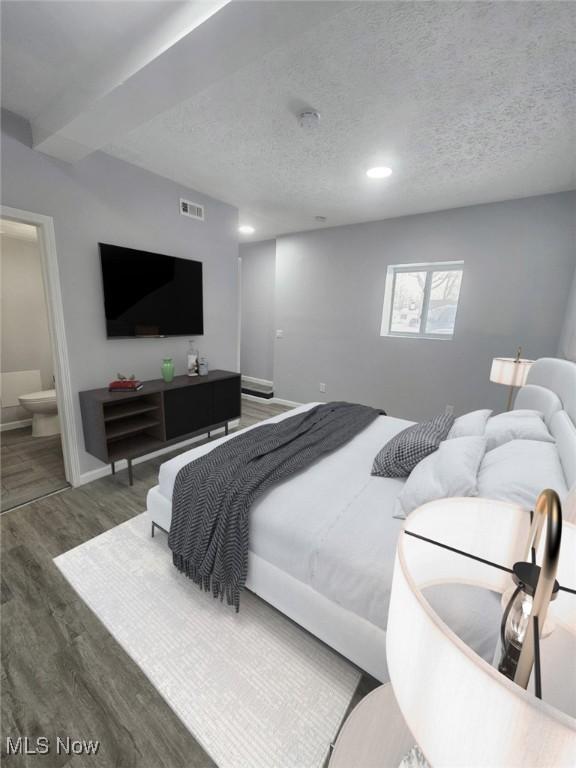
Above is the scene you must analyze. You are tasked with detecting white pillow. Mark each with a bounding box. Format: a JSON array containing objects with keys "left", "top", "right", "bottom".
[
  {"left": 485, "top": 411, "right": 554, "bottom": 451},
  {"left": 396, "top": 436, "right": 486, "bottom": 516},
  {"left": 478, "top": 439, "right": 568, "bottom": 510},
  {"left": 448, "top": 409, "right": 492, "bottom": 439}
]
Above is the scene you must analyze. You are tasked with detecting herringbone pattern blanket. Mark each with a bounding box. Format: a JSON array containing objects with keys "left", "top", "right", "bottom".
[{"left": 169, "top": 402, "right": 382, "bottom": 609}]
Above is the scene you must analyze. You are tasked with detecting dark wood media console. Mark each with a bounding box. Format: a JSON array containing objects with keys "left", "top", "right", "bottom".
[{"left": 79, "top": 370, "right": 241, "bottom": 484}]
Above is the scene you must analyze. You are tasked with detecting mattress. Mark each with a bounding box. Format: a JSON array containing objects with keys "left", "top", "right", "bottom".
[{"left": 153, "top": 402, "right": 410, "bottom": 628}]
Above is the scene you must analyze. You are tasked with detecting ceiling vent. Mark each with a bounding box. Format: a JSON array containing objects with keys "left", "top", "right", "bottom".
[{"left": 180, "top": 198, "right": 205, "bottom": 221}]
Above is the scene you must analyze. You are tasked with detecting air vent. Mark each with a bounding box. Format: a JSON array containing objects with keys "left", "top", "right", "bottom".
[{"left": 180, "top": 198, "right": 205, "bottom": 221}]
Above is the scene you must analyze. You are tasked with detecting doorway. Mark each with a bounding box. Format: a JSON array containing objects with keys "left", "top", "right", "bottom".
[{"left": 0, "top": 207, "right": 78, "bottom": 511}]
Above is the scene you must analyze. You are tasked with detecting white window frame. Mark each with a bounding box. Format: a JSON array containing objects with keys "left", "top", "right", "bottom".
[{"left": 380, "top": 260, "right": 464, "bottom": 340}]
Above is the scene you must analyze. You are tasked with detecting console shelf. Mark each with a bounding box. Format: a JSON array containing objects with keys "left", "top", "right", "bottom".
[
  {"left": 80, "top": 370, "right": 241, "bottom": 485},
  {"left": 107, "top": 434, "right": 165, "bottom": 463},
  {"left": 103, "top": 401, "right": 159, "bottom": 422},
  {"left": 105, "top": 415, "right": 161, "bottom": 441}
]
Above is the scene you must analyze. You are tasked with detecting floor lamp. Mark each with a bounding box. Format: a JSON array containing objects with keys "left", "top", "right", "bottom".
[{"left": 490, "top": 347, "right": 534, "bottom": 410}]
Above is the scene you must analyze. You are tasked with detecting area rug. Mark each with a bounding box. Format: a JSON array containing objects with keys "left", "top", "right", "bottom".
[{"left": 54, "top": 513, "right": 361, "bottom": 768}]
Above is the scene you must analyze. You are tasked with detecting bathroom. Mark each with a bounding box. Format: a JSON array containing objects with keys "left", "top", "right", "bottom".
[{"left": 1, "top": 218, "right": 67, "bottom": 511}]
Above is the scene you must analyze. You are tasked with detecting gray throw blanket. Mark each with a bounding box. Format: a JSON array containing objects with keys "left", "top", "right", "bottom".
[{"left": 169, "top": 402, "right": 382, "bottom": 610}]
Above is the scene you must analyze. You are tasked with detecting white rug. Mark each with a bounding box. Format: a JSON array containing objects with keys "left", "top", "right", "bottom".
[{"left": 55, "top": 514, "right": 361, "bottom": 768}]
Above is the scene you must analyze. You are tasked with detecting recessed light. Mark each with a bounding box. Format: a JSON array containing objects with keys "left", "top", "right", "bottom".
[
  {"left": 238, "top": 225, "right": 255, "bottom": 235},
  {"left": 366, "top": 166, "right": 393, "bottom": 179}
]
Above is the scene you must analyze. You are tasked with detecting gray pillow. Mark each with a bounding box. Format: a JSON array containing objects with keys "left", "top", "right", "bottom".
[{"left": 371, "top": 413, "right": 455, "bottom": 478}]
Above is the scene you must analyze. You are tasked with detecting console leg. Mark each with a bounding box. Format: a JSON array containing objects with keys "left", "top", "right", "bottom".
[
  {"left": 111, "top": 461, "right": 115, "bottom": 475},
  {"left": 127, "top": 458, "right": 134, "bottom": 486}
]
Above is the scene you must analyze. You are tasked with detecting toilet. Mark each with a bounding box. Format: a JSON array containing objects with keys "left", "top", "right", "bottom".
[{"left": 18, "top": 389, "right": 60, "bottom": 437}]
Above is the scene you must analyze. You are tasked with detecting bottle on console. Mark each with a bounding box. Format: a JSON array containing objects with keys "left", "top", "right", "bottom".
[{"left": 187, "top": 340, "right": 199, "bottom": 377}]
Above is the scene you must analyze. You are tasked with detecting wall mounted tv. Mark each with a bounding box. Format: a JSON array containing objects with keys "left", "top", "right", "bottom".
[{"left": 99, "top": 243, "right": 204, "bottom": 338}]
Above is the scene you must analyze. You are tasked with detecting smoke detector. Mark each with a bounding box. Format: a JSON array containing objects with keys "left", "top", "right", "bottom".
[{"left": 298, "top": 110, "right": 321, "bottom": 130}]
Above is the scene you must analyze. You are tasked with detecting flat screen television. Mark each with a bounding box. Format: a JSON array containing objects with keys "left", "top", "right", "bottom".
[{"left": 99, "top": 243, "right": 204, "bottom": 338}]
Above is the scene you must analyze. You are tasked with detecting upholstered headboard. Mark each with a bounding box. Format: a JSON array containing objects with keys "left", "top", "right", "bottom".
[{"left": 514, "top": 357, "right": 576, "bottom": 489}]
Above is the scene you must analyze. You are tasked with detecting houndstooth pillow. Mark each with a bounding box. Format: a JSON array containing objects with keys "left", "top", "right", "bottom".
[{"left": 371, "top": 413, "right": 455, "bottom": 478}]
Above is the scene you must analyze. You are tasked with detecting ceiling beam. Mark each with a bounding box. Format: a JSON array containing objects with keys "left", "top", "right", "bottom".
[{"left": 32, "top": 1, "right": 346, "bottom": 163}]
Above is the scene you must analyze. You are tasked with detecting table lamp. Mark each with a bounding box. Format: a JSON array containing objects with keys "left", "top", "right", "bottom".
[
  {"left": 386, "top": 495, "right": 576, "bottom": 767},
  {"left": 490, "top": 347, "right": 534, "bottom": 410}
]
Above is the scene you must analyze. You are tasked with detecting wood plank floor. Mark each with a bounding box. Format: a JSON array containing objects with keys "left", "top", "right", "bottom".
[
  {"left": 1, "top": 428, "right": 68, "bottom": 513},
  {"left": 1, "top": 398, "right": 375, "bottom": 767}
]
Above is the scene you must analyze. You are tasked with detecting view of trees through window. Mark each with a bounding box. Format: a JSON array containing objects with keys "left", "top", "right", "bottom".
[{"left": 387, "top": 265, "right": 463, "bottom": 337}]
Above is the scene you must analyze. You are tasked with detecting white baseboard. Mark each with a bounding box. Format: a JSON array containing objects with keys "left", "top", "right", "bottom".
[
  {"left": 241, "top": 393, "right": 273, "bottom": 403},
  {"left": 241, "top": 393, "right": 302, "bottom": 407},
  {"left": 241, "top": 375, "right": 274, "bottom": 388},
  {"left": 0, "top": 418, "right": 33, "bottom": 432},
  {"left": 76, "top": 420, "right": 240, "bottom": 487}
]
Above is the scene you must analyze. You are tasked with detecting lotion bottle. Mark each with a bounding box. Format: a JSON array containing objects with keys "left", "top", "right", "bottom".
[{"left": 187, "top": 340, "right": 199, "bottom": 376}]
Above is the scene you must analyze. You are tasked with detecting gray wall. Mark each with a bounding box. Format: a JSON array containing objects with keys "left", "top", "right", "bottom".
[
  {"left": 1, "top": 233, "right": 54, "bottom": 423},
  {"left": 558, "top": 264, "right": 576, "bottom": 362},
  {"left": 1, "top": 110, "right": 239, "bottom": 476},
  {"left": 274, "top": 192, "right": 576, "bottom": 419},
  {"left": 240, "top": 239, "right": 276, "bottom": 382}
]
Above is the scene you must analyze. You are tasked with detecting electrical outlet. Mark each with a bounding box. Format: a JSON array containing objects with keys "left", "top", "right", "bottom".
[
  {"left": 319, "top": 383, "right": 327, "bottom": 393},
  {"left": 276, "top": 329, "right": 284, "bottom": 339},
  {"left": 445, "top": 405, "right": 454, "bottom": 416}
]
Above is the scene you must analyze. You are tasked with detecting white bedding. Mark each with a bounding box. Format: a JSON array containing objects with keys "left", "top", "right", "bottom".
[
  {"left": 148, "top": 358, "right": 576, "bottom": 679},
  {"left": 154, "top": 402, "right": 410, "bottom": 628},
  {"left": 153, "top": 399, "right": 572, "bottom": 630}
]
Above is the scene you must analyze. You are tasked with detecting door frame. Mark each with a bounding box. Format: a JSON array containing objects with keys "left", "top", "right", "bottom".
[{"left": 1, "top": 205, "right": 81, "bottom": 486}]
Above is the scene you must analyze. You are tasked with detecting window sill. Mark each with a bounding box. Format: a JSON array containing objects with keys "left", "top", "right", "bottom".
[{"left": 380, "top": 332, "right": 455, "bottom": 341}]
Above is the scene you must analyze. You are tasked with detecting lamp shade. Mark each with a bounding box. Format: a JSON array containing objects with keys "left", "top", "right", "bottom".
[
  {"left": 490, "top": 357, "right": 534, "bottom": 387},
  {"left": 386, "top": 498, "right": 576, "bottom": 768}
]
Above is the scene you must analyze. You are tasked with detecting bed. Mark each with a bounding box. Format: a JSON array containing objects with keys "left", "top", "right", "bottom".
[{"left": 146, "top": 357, "right": 576, "bottom": 681}]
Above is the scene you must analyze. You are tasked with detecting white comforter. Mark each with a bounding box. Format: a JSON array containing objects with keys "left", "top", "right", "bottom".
[{"left": 156, "top": 403, "right": 410, "bottom": 628}]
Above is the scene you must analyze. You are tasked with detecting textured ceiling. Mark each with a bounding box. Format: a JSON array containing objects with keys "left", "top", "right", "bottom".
[
  {"left": 3, "top": 2, "right": 575, "bottom": 240},
  {"left": 105, "top": 1, "right": 576, "bottom": 239}
]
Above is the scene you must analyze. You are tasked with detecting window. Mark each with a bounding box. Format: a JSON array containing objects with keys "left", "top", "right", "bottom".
[{"left": 380, "top": 261, "right": 463, "bottom": 339}]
